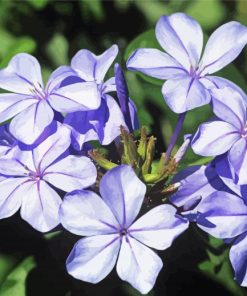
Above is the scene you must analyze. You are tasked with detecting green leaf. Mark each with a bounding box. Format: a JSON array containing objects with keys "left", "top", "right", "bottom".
[
  {"left": 0, "top": 257, "right": 36, "bottom": 296},
  {"left": 199, "top": 250, "right": 246, "bottom": 296},
  {"left": 46, "top": 33, "right": 69, "bottom": 67},
  {"left": 27, "top": 0, "right": 49, "bottom": 9},
  {"left": 0, "top": 37, "right": 36, "bottom": 67},
  {"left": 186, "top": 0, "right": 226, "bottom": 30},
  {"left": 0, "top": 254, "right": 20, "bottom": 285}
]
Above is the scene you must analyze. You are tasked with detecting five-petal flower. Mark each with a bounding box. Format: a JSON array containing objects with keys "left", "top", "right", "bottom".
[
  {"left": 0, "top": 125, "right": 96, "bottom": 232},
  {"left": 127, "top": 13, "right": 247, "bottom": 113},
  {"left": 64, "top": 46, "right": 138, "bottom": 149},
  {"left": 192, "top": 87, "right": 247, "bottom": 185},
  {"left": 60, "top": 165, "right": 188, "bottom": 294},
  {"left": 0, "top": 53, "right": 101, "bottom": 145}
]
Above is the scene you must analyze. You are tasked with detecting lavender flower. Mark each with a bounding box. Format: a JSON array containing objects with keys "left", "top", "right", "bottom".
[
  {"left": 0, "top": 53, "right": 100, "bottom": 145},
  {"left": 0, "top": 125, "right": 96, "bottom": 232},
  {"left": 64, "top": 47, "right": 138, "bottom": 150},
  {"left": 127, "top": 13, "right": 247, "bottom": 113},
  {"left": 60, "top": 165, "right": 188, "bottom": 294},
  {"left": 194, "top": 174, "right": 247, "bottom": 287},
  {"left": 192, "top": 87, "right": 247, "bottom": 185}
]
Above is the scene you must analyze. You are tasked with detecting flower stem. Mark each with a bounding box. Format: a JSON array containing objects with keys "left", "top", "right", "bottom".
[{"left": 165, "top": 112, "right": 187, "bottom": 162}]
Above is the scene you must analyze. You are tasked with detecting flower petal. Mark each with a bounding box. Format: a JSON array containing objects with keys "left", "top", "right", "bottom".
[
  {"left": 9, "top": 100, "right": 54, "bottom": 145},
  {"left": 60, "top": 190, "right": 119, "bottom": 236},
  {"left": 197, "top": 191, "right": 247, "bottom": 238},
  {"left": 0, "top": 158, "right": 28, "bottom": 176},
  {"left": 71, "top": 45, "right": 118, "bottom": 83},
  {"left": 48, "top": 82, "right": 101, "bottom": 112},
  {"left": 33, "top": 124, "right": 71, "bottom": 172},
  {"left": 211, "top": 87, "right": 246, "bottom": 130},
  {"left": 64, "top": 95, "right": 127, "bottom": 147},
  {"left": 200, "top": 76, "right": 247, "bottom": 103},
  {"left": 0, "top": 177, "right": 30, "bottom": 219},
  {"left": 43, "top": 155, "right": 96, "bottom": 192},
  {"left": 46, "top": 66, "right": 78, "bottom": 93},
  {"left": 162, "top": 75, "right": 211, "bottom": 113},
  {"left": 215, "top": 155, "right": 247, "bottom": 199},
  {"left": 0, "top": 93, "right": 37, "bottom": 123},
  {"left": 99, "top": 95, "right": 127, "bottom": 145},
  {"left": 171, "top": 165, "right": 228, "bottom": 207},
  {"left": 127, "top": 48, "right": 187, "bottom": 79},
  {"left": 129, "top": 204, "right": 188, "bottom": 250},
  {"left": 192, "top": 121, "right": 240, "bottom": 156},
  {"left": 200, "top": 22, "right": 247, "bottom": 75},
  {"left": 20, "top": 180, "right": 61, "bottom": 232},
  {"left": 117, "top": 236, "right": 163, "bottom": 294},
  {"left": 0, "top": 53, "right": 43, "bottom": 94},
  {"left": 66, "top": 234, "right": 121, "bottom": 283},
  {"left": 99, "top": 165, "right": 146, "bottom": 227},
  {"left": 229, "top": 138, "right": 247, "bottom": 185},
  {"left": 155, "top": 13, "right": 203, "bottom": 71},
  {"left": 229, "top": 232, "right": 247, "bottom": 286}
]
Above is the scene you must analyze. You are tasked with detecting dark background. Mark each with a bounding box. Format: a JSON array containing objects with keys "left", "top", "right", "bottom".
[{"left": 0, "top": 1, "right": 247, "bottom": 295}]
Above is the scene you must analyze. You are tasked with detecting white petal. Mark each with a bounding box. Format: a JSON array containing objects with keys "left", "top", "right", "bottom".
[
  {"left": 60, "top": 190, "right": 119, "bottom": 236},
  {"left": 0, "top": 157, "right": 28, "bottom": 176},
  {"left": 200, "top": 21, "right": 247, "bottom": 75},
  {"left": 20, "top": 180, "right": 61, "bottom": 232},
  {"left": 43, "top": 155, "right": 97, "bottom": 192},
  {"left": 127, "top": 48, "right": 187, "bottom": 79},
  {"left": 129, "top": 204, "right": 188, "bottom": 250},
  {"left": 117, "top": 236, "right": 163, "bottom": 294},
  {"left": 162, "top": 75, "right": 211, "bottom": 113},
  {"left": 33, "top": 124, "right": 71, "bottom": 172},
  {"left": 211, "top": 87, "right": 246, "bottom": 130},
  {"left": 9, "top": 100, "right": 54, "bottom": 145},
  {"left": 99, "top": 165, "right": 146, "bottom": 227},
  {"left": 48, "top": 82, "right": 101, "bottom": 112},
  {"left": 192, "top": 121, "right": 240, "bottom": 156},
  {"left": 71, "top": 45, "right": 118, "bottom": 83},
  {"left": 0, "top": 93, "right": 37, "bottom": 123},
  {"left": 0, "top": 177, "right": 30, "bottom": 218},
  {"left": 66, "top": 234, "right": 121, "bottom": 283},
  {"left": 0, "top": 53, "right": 43, "bottom": 94},
  {"left": 155, "top": 13, "right": 203, "bottom": 70}
]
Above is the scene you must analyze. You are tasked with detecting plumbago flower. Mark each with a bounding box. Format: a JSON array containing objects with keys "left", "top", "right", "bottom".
[
  {"left": 127, "top": 13, "right": 247, "bottom": 113},
  {"left": 192, "top": 87, "right": 247, "bottom": 185},
  {"left": 64, "top": 46, "right": 138, "bottom": 150},
  {"left": 0, "top": 125, "right": 96, "bottom": 232},
  {"left": 0, "top": 53, "right": 100, "bottom": 145},
  {"left": 170, "top": 159, "right": 247, "bottom": 286},
  {"left": 60, "top": 165, "right": 188, "bottom": 294},
  {"left": 193, "top": 167, "right": 247, "bottom": 287}
]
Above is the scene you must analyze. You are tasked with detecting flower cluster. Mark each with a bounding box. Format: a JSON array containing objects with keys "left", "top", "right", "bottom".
[{"left": 0, "top": 12, "right": 247, "bottom": 294}]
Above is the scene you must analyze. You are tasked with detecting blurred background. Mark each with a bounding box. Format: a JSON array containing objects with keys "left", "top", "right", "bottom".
[{"left": 0, "top": 1, "right": 246, "bottom": 295}]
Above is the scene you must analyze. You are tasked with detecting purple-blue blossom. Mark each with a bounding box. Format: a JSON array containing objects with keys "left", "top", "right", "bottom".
[
  {"left": 0, "top": 125, "right": 96, "bottom": 232},
  {"left": 0, "top": 53, "right": 100, "bottom": 145},
  {"left": 171, "top": 158, "right": 247, "bottom": 286},
  {"left": 127, "top": 13, "right": 247, "bottom": 113},
  {"left": 60, "top": 165, "right": 188, "bottom": 294},
  {"left": 64, "top": 47, "right": 138, "bottom": 150},
  {"left": 192, "top": 87, "right": 247, "bottom": 185}
]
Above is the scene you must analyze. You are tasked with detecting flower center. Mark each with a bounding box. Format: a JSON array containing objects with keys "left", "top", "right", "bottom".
[
  {"left": 30, "top": 83, "right": 47, "bottom": 100},
  {"left": 120, "top": 228, "right": 128, "bottom": 237},
  {"left": 28, "top": 170, "right": 43, "bottom": 181},
  {"left": 189, "top": 66, "right": 201, "bottom": 79}
]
